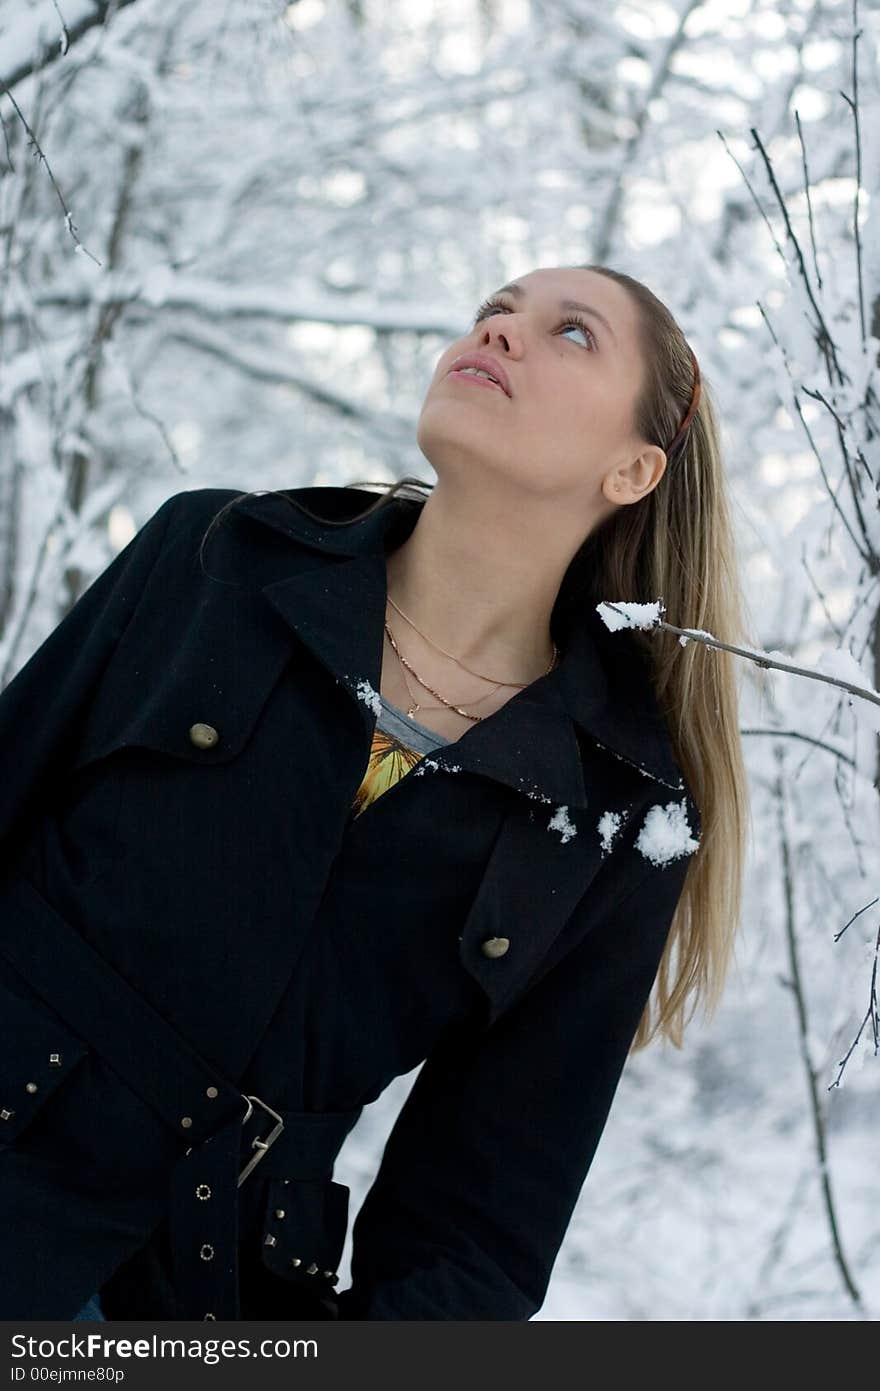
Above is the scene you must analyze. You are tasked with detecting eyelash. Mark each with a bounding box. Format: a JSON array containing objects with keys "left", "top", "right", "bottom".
[{"left": 473, "top": 295, "right": 598, "bottom": 351}]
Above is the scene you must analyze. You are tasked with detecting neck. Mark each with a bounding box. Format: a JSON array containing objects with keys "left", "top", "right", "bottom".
[{"left": 384, "top": 483, "right": 565, "bottom": 684}]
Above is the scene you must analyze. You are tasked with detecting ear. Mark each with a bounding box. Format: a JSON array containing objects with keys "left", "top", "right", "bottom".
[{"left": 602, "top": 444, "right": 667, "bottom": 506}]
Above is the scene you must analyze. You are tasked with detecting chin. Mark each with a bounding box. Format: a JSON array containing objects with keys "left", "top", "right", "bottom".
[{"left": 416, "top": 403, "right": 503, "bottom": 466}]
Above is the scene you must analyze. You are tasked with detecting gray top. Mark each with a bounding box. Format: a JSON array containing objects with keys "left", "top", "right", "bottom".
[{"left": 376, "top": 694, "right": 451, "bottom": 752}]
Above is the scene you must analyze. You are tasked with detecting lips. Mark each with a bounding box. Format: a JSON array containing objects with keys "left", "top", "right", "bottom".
[{"left": 446, "top": 352, "right": 511, "bottom": 397}]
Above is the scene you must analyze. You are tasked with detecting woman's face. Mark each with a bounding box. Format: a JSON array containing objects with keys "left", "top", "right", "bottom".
[{"left": 416, "top": 267, "right": 665, "bottom": 508}]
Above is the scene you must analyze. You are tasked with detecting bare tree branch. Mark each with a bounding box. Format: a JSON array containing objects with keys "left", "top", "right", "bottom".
[
  {"left": 1, "top": 0, "right": 141, "bottom": 93},
  {"left": 773, "top": 753, "right": 865, "bottom": 1312}
]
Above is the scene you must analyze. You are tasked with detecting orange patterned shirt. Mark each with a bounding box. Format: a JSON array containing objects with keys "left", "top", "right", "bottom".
[{"left": 350, "top": 695, "right": 450, "bottom": 820}]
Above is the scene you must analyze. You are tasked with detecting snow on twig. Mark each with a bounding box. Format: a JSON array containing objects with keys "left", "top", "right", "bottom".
[{"left": 597, "top": 600, "right": 880, "bottom": 731}]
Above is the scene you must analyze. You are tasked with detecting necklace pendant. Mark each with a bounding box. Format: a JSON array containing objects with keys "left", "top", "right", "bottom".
[{"left": 406, "top": 703, "right": 420, "bottom": 718}]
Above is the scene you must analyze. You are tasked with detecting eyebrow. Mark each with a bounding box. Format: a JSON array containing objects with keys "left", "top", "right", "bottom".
[{"left": 495, "top": 282, "right": 619, "bottom": 345}]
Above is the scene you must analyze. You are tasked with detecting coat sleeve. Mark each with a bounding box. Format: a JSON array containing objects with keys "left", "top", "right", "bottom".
[
  {"left": 335, "top": 846, "right": 693, "bottom": 1321},
  {"left": 0, "top": 492, "right": 180, "bottom": 871}
]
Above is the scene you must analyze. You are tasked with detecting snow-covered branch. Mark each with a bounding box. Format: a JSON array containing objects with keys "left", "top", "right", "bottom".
[{"left": 598, "top": 600, "right": 880, "bottom": 729}]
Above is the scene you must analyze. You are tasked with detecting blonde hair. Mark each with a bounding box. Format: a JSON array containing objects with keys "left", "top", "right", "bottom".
[
  {"left": 201, "top": 262, "right": 755, "bottom": 1052},
  {"left": 564, "top": 261, "right": 754, "bottom": 1050}
]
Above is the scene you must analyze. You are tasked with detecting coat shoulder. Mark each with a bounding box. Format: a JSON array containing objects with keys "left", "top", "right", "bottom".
[
  {"left": 156, "top": 487, "right": 275, "bottom": 572},
  {"left": 162, "top": 483, "right": 396, "bottom": 547},
  {"left": 161, "top": 487, "right": 253, "bottom": 534}
]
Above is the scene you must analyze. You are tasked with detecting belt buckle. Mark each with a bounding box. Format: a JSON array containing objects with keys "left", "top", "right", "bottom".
[{"left": 238, "top": 1093, "right": 284, "bottom": 1187}]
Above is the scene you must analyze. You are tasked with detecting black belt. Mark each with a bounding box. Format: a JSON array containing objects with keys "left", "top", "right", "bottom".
[{"left": 0, "top": 871, "right": 362, "bottom": 1320}]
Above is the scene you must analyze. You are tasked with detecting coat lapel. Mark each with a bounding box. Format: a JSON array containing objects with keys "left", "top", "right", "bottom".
[{"left": 235, "top": 486, "right": 685, "bottom": 806}]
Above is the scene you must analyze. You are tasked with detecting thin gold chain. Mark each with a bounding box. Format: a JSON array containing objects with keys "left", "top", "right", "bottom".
[
  {"left": 383, "top": 606, "right": 559, "bottom": 725},
  {"left": 384, "top": 623, "right": 504, "bottom": 722},
  {"left": 386, "top": 593, "right": 553, "bottom": 687}
]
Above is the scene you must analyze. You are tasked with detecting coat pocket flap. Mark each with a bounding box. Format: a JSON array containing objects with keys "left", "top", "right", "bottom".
[
  {"left": 0, "top": 972, "right": 89, "bottom": 1144},
  {"left": 70, "top": 618, "right": 292, "bottom": 772},
  {"left": 457, "top": 799, "right": 609, "bottom": 1027}
]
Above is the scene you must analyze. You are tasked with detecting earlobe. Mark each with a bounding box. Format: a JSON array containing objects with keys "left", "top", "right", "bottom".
[{"left": 600, "top": 476, "right": 624, "bottom": 509}]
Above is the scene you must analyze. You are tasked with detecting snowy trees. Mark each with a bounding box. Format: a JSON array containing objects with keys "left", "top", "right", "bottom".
[{"left": 1, "top": 0, "right": 877, "bottom": 1320}]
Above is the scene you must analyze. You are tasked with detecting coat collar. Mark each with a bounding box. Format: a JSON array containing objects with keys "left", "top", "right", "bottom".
[{"left": 234, "top": 486, "right": 685, "bottom": 806}]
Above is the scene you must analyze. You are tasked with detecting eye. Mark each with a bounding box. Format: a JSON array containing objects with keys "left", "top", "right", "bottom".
[
  {"left": 473, "top": 296, "right": 511, "bottom": 324},
  {"left": 472, "top": 297, "right": 598, "bottom": 351},
  {"left": 559, "top": 317, "right": 597, "bottom": 351}
]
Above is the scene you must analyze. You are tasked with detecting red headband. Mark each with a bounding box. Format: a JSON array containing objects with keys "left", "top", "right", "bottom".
[{"left": 665, "top": 347, "right": 701, "bottom": 458}]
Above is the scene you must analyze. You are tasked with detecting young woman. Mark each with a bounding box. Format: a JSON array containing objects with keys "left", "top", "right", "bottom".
[{"left": 0, "top": 264, "right": 750, "bottom": 1321}]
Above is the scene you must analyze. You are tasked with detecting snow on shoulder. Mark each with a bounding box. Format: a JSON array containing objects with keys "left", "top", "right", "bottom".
[
  {"left": 597, "top": 808, "right": 624, "bottom": 855},
  {"left": 636, "top": 797, "right": 700, "bottom": 866},
  {"left": 548, "top": 806, "right": 577, "bottom": 844}
]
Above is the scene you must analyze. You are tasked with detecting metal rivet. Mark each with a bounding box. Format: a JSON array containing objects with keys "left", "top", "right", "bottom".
[
  {"left": 290, "top": 1257, "right": 301, "bottom": 1268},
  {"left": 49, "top": 1053, "right": 62, "bottom": 1066},
  {"left": 25, "top": 1082, "right": 39, "bottom": 1094},
  {"left": 204, "top": 1313, "right": 216, "bottom": 1321},
  {"left": 196, "top": 1184, "right": 211, "bottom": 1200},
  {"left": 305, "top": 1262, "right": 318, "bottom": 1275},
  {"left": 206, "top": 1086, "right": 218, "bottom": 1098},
  {"left": 200, "top": 1244, "right": 215, "bottom": 1261},
  {"left": 0, "top": 1109, "right": 15, "bottom": 1121},
  {"left": 274, "top": 1209, "right": 286, "bottom": 1220},
  {"left": 264, "top": 1234, "right": 277, "bottom": 1247},
  {"left": 180, "top": 1116, "right": 193, "bottom": 1129}
]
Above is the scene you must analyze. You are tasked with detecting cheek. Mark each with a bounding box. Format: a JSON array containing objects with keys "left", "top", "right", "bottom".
[
  {"left": 556, "top": 371, "right": 618, "bottom": 436},
  {"left": 423, "top": 353, "right": 458, "bottom": 402},
  {"left": 535, "top": 374, "right": 593, "bottom": 437}
]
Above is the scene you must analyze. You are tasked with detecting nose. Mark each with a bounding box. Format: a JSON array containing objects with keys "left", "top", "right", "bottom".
[{"left": 480, "top": 316, "right": 523, "bottom": 357}]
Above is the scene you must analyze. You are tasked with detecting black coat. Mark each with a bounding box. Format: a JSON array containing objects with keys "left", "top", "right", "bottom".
[{"left": 0, "top": 483, "right": 701, "bottom": 1321}]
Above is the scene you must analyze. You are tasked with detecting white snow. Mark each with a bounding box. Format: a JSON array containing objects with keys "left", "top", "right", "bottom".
[
  {"left": 411, "top": 759, "right": 459, "bottom": 775},
  {"left": 849, "top": 1028, "right": 877, "bottom": 1075},
  {"left": 548, "top": 805, "right": 577, "bottom": 844},
  {"left": 636, "top": 798, "right": 700, "bottom": 866},
  {"left": 596, "top": 599, "right": 663, "bottom": 631},
  {"left": 352, "top": 676, "right": 382, "bottom": 717},
  {"left": 524, "top": 788, "right": 553, "bottom": 803},
  {"left": 412, "top": 757, "right": 441, "bottom": 775},
  {"left": 597, "top": 808, "right": 624, "bottom": 854},
  {"left": 815, "top": 647, "right": 880, "bottom": 736}
]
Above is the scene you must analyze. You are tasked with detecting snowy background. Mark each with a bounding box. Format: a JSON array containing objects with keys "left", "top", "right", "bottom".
[{"left": 1, "top": 0, "right": 879, "bottom": 1320}]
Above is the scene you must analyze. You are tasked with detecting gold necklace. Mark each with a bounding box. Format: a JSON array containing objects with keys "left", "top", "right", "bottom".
[
  {"left": 384, "top": 623, "right": 500, "bottom": 723},
  {"left": 386, "top": 593, "right": 552, "bottom": 687},
  {"left": 385, "top": 626, "right": 505, "bottom": 722},
  {"left": 383, "top": 613, "right": 560, "bottom": 725}
]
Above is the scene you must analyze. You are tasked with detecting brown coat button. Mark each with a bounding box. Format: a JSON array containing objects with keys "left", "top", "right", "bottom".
[
  {"left": 480, "top": 936, "right": 510, "bottom": 958},
  {"left": 189, "top": 723, "right": 219, "bottom": 749}
]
